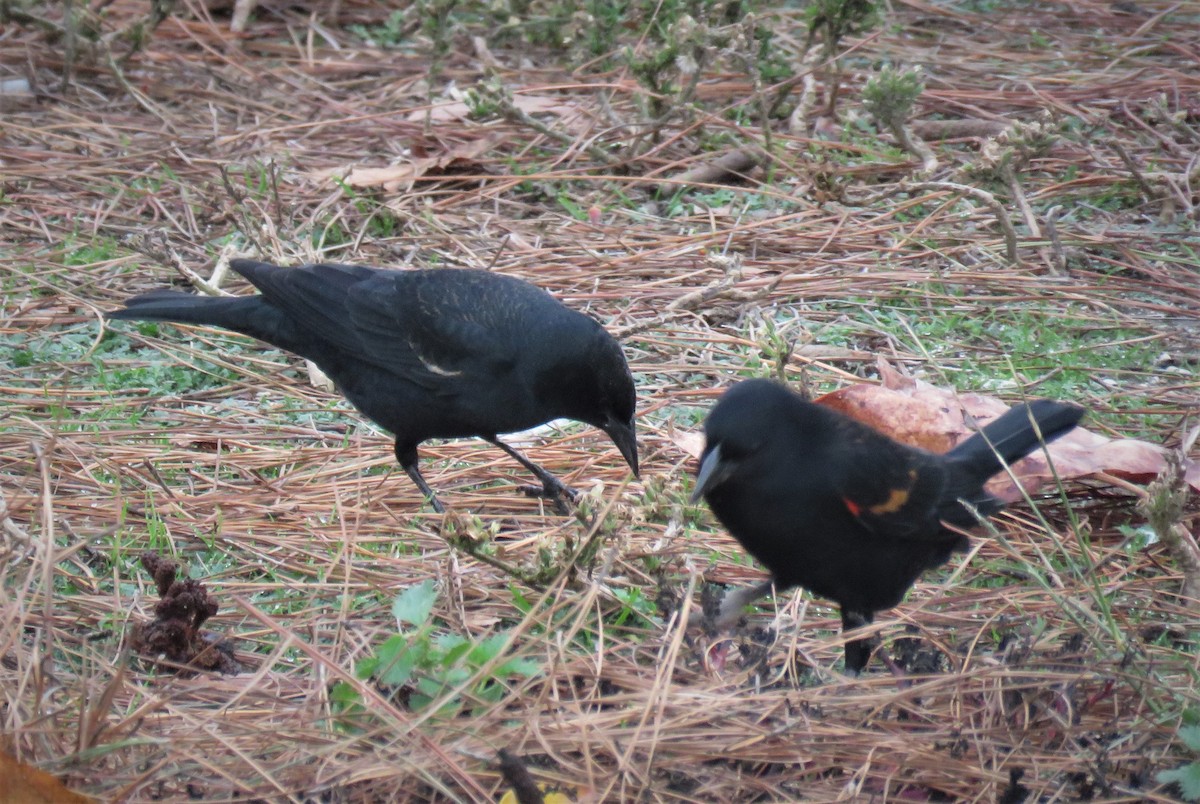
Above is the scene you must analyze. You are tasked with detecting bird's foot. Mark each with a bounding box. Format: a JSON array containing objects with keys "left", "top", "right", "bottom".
[
  {"left": 878, "top": 647, "right": 912, "bottom": 690},
  {"left": 519, "top": 481, "right": 579, "bottom": 515}
]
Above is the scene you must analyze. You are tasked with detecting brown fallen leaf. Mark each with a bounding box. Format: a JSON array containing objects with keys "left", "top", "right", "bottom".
[
  {"left": 669, "top": 426, "right": 705, "bottom": 462},
  {"left": 312, "top": 136, "right": 500, "bottom": 193},
  {"left": 818, "top": 358, "right": 1198, "bottom": 499},
  {"left": 0, "top": 752, "right": 93, "bottom": 803},
  {"left": 681, "top": 361, "right": 1196, "bottom": 501}
]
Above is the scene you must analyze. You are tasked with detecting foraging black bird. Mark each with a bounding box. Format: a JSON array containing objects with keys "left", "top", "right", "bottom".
[
  {"left": 690, "top": 379, "right": 1082, "bottom": 673},
  {"left": 108, "top": 259, "right": 638, "bottom": 512}
]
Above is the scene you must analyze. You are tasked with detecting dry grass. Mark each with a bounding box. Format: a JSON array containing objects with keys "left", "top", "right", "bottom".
[{"left": 2, "top": 0, "right": 1199, "bottom": 800}]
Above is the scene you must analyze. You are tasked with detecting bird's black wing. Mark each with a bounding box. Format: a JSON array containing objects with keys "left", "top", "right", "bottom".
[
  {"left": 827, "top": 423, "right": 949, "bottom": 541},
  {"left": 230, "top": 260, "right": 381, "bottom": 360},
  {"left": 235, "top": 262, "right": 538, "bottom": 390},
  {"left": 344, "top": 269, "right": 544, "bottom": 391}
]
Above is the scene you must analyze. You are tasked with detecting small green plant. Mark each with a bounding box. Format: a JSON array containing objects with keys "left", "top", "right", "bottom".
[
  {"left": 609, "top": 586, "right": 659, "bottom": 627},
  {"left": 804, "top": 0, "right": 879, "bottom": 53},
  {"left": 1028, "top": 28, "right": 1051, "bottom": 50},
  {"left": 583, "top": 0, "right": 625, "bottom": 57},
  {"left": 331, "top": 580, "right": 540, "bottom": 721},
  {"left": 1117, "top": 523, "right": 1159, "bottom": 555},
  {"left": 623, "top": 9, "right": 721, "bottom": 123},
  {"left": 482, "top": 0, "right": 789, "bottom": 139},
  {"left": 862, "top": 65, "right": 923, "bottom": 129},
  {"left": 421, "top": 0, "right": 461, "bottom": 87},
  {"left": 64, "top": 235, "right": 122, "bottom": 266},
  {"left": 862, "top": 65, "right": 935, "bottom": 173},
  {"left": 1158, "top": 717, "right": 1200, "bottom": 800},
  {"left": 463, "top": 82, "right": 503, "bottom": 119},
  {"left": 348, "top": 9, "right": 414, "bottom": 48},
  {"left": 803, "top": 0, "right": 880, "bottom": 117}
]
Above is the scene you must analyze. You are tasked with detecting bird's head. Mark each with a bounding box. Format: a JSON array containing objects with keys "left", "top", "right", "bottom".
[
  {"left": 690, "top": 379, "right": 799, "bottom": 503},
  {"left": 554, "top": 329, "right": 639, "bottom": 477},
  {"left": 600, "top": 409, "right": 639, "bottom": 477},
  {"left": 595, "top": 357, "right": 639, "bottom": 477}
]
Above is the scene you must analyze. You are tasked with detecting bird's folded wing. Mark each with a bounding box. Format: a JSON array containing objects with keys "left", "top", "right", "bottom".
[
  {"left": 236, "top": 262, "right": 378, "bottom": 360},
  {"left": 346, "top": 271, "right": 518, "bottom": 388},
  {"left": 831, "top": 442, "right": 948, "bottom": 540}
]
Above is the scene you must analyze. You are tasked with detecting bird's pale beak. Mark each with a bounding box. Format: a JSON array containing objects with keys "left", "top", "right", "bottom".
[
  {"left": 690, "top": 443, "right": 729, "bottom": 503},
  {"left": 604, "top": 419, "right": 639, "bottom": 477}
]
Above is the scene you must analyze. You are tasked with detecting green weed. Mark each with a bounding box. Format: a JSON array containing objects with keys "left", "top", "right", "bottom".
[
  {"left": 1159, "top": 715, "right": 1200, "bottom": 800},
  {"left": 331, "top": 580, "right": 541, "bottom": 723}
]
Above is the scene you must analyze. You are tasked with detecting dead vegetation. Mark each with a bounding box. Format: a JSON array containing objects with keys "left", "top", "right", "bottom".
[{"left": 1, "top": 0, "right": 1199, "bottom": 800}]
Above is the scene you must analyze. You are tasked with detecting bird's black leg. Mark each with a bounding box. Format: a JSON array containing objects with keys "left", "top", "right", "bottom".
[
  {"left": 485, "top": 436, "right": 577, "bottom": 514},
  {"left": 841, "top": 610, "right": 876, "bottom": 675},
  {"left": 395, "top": 443, "right": 445, "bottom": 513}
]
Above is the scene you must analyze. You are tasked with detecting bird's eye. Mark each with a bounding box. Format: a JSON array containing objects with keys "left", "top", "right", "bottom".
[{"left": 716, "top": 439, "right": 758, "bottom": 462}]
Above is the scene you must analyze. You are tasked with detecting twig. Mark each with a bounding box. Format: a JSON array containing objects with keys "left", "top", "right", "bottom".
[
  {"left": 1141, "top": 425, "right": 1200, "bottom": 604},
  {"left": 130, "top": 233, "right": 235, "bottom": 296},
  {"left": 1, "top": 5, "right": 68, "bottom": 36},
  {"left": 905, "top": 181, "right": 1021, "bottom": 264},
  {"left": 612, "top": 252, "right": 787, "bottom": 340},
  {"left": 0, "top": 482, "right": 33, "bottom": 563},
  {"left": 1043, "top": 205, "right": 1068, "bottom": 276},
  {"left": 491, "top": 83, "right": 623, "bottom": 169},
  {"left": 656, "top": 150, "right": 761, "bottom": 196},
  {"left": 101, "top": 42, "right": 176, "bottom": 130},
  {"left": 892, "top": 121, "right": 939, "bottom": 175},
  {"left": 999, "top": 162, "right": 1038, "bottom": 236}
]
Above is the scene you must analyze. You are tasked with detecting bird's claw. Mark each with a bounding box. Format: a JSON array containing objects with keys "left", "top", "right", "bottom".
[{"left": 519, "top": 482, "right": 579, "bottom": 515}]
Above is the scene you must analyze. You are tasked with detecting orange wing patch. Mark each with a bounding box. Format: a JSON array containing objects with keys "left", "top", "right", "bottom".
[
  {"left": 844, "top": 471, "right": 918, "bottom": 518},
  {"left": 862, "top": 469, "right": 918, "bottom": 516},
  {"left": 868, "top": 486, "right": 910, "bottom": 515}
]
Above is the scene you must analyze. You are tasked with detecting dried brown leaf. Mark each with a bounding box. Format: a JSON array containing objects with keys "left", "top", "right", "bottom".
[
  {"left": 0, "top": 752, "right": 93, "bottom": 803},
  {"left": 818, "top": 359, "right": 1199, "bottom": 499},
  {"left": 312, "top": 136, "right": 500, "bottom": 192},
  {"left": 669, "top": 428, "right": 705, "bottom": 461}
]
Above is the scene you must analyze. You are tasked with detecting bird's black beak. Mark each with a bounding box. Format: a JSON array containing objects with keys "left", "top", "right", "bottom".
[
  {"left": 690, "top": 443, "right": 730, "bottom": 503},
  {"left": 604, "top": 419, "right": 639, "bottom": 477}
]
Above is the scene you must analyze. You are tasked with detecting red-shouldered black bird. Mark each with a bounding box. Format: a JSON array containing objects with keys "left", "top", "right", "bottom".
[
  {"left": 108, "top": 259, "right": 638, "bottom": 512},
  {"left": 690, "top": 378, "right": 1082, "bottom": 673}
]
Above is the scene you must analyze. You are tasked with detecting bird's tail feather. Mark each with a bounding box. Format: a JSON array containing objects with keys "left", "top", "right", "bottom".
[
  {"left": 108, "top": 291, "right": 287, "bottom": 346},
  {"left": 949, "top": 399, "right": 1083, "bottom": 481}
]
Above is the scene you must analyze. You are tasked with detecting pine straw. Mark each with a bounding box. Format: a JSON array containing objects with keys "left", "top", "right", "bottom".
[{"left": 2, "top": 0, "right": 1199, "bottom": 800}]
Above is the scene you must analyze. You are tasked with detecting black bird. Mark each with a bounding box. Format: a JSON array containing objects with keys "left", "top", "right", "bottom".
[
  {"left": 109, "top": 259, "right": 639, "bottom": 512},
  {"left": 690, "top": 379, "right": 1082, "bottom": 673}
]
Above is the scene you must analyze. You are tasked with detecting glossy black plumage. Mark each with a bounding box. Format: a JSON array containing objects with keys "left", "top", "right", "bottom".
[
  {"left": 109, "top": 259, "right": 638, "bottom": 511},
  {"left": 691, "top": 379, "right": 1083, "bottom": 673}
]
